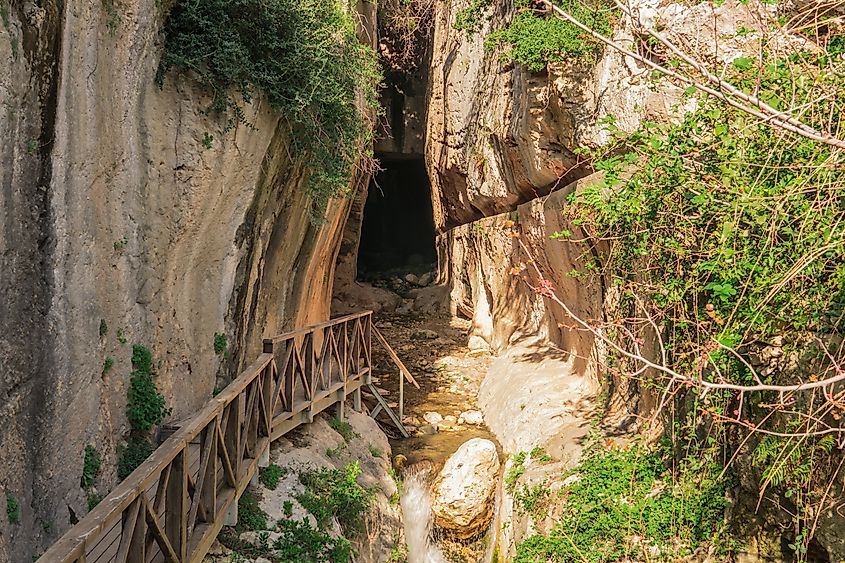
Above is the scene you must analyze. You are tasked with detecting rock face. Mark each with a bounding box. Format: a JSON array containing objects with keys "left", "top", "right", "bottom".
[
  {"left": 430, "top": 438, "right": 500, "bottom": 538},
  {"left": 0, "top": 2, "right": 374, "bottom": 559}
]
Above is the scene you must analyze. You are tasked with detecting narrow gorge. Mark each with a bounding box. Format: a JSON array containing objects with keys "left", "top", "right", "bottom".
[{"left": 1, "top": 0, "right": 844, "bottom": 561}]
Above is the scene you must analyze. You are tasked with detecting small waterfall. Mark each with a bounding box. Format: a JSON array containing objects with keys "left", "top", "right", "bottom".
[{"left": 400, "top": 468, "right": 448, "bottom": 563}]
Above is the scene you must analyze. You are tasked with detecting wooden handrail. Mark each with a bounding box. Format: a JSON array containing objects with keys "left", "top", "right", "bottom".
[{"left": 37, "top": 310, "right": 411, "bottom": 563}]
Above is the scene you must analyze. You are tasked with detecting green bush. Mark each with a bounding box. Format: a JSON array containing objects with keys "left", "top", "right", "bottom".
[
  {"left": 273, "top": 518, "right": 352, "bottom": 562},
  {"left": 297, "top": 462, "right": 372, "bottom": 534},
  {"left": 514, "top": 446, "right": 728, "bottom": 562},
  {"left": 102, "top": 356, "right": 114, "bottom": 374},
  {"left": 487, "top": 0, "right": 616, "bottom": 71},
  {"left": 81, "top": 445, "right": 102, "bottom": 489},
  {"left": 213, "top": 332, "right": 227, "bottom": 355},
  {"left": 6, "top": 494, "right": 19, "bottom": 524},
  {"left": 99, "top": 319, "right": 108, "bottom": 337},
  {"left": 454, "top": 0, "right": 493, "bottom": 34},
  {"left": 117, "top": 436, "right": 154, "bottom": 481},
  {"left": 158, "top": 0, "right": 381, "bottom": 219},
  {"left": 126, "top": 344, "right": 170, "bottom": 432},
  {"left": 258, "top": 463, "right": 286, "bottom": 490},
  {"left": 328, "top": 416, "right": 356, "bottom": 443},
  {"left": 237, "top": 490, "right": 268, "bottom": 531}
]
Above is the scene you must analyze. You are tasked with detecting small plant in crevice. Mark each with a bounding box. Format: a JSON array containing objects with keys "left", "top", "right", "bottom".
[
  {"left": 369, "top": 445, "right": 383, "bottom": 458},
  {"left": 328, "top": 416, "right": 356, "bottom": 443},
  {"left": 116, "top": 328, "right": 128, "bottom": 344},
  {"left": 201, "top": 132, "right": 213, "bottom": 149},
  {"left": 213, "top": 332, "right": 227, "bottom": 355},
  {"left": 81, "top": 445, "right": 102, "bottom": 489},
  {"left": 86, "top": 492, "right": 105, "bottom": 511},
  {"left": 118, "top": 344, "right": 170, "bottom": 481},
  {"left": 283, "top": 500, "right": 293, "bottom": 518},
  {"left": 113, "top": 237, "right": 127, "bottom": 252},
  {"left": 258, "top": 463, "right": 286, "bottom": 490},
  {"left": 6, "top": 494, "right": 19, "bottom": 524},
  {"left": 102, "top": 356, "right": 114, "bottom": 375},
  {"left": 102, "top": 0, "right": 120, "bottom": 34},
  {"left": 99, "top": 319, "right": 108, "bottom": 337},
  {"left": 126, "top": 344, "right": 170, "bottom": 432},
  {"left": 505, "top": 451, "right": 527, "bottom": 492}
]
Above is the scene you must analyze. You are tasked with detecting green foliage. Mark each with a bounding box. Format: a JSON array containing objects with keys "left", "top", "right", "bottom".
[
  {"left": 297, "top": 462, "right": 373, "bottom": 534},
  {"left": 273, "top": 518, "right": 352, "bottom": 562},
  {"left": 258, "top": 463, "right": 286, "bottom": 490},
  {"left": 369, "top": 445, "right": 383, "bottom": 458},
  {"left": 213, "top": 332, "right": 227, "bottom": 355},
  {"left": 753, "top": 434, "right": 835, "bottom": 492},
  {"left": 81, "top": 446, "right": 102, "bottom": 489},
  {"left": 102, "top": 0, "right": 120, "bottom": 34},
  {"left": 283, "top": 500, "right": 294, "bottom": 517},
  {"left": 505, "top": 451, "right": 527, "bottom": 492},
  {"left": 158, "top": 0, "right": 381, "bottom": 219},
  {"left": 116, "top": 328, "right": 128, "bottom": 344},
  {"left": 113, "top": 238, "right": 127, "bottom": 251},
  {"left": 6, "top": 494, "right": 19, "bottom": 524},
  {"left": 126, "top": 344, "right": 171, "bottom": 432},
  {"left": 99, "top": 319, "right": 108, "bottom": 337},
  {"left": 328, "top": 416, "right": 356, "bottom": 442},
  {"left": 201, "top": 132, "right": 213, "bottom": 149},
  {"left": 572, "top": 49, "right": 845, "bottom": 400},
  {"left": 514, "top": 483, "right": 552, "bottom": 521},
  {"left": 102, "top": 356, "right": 114, "bottom": 374},
  {"left": 237, "top": 490, "right": 269, "bottom": 531},
  {"left": 487, "top": 0, "right": 616, "bottom": 71},
  {"left": 531, "top": 446, "right": 552, "bottom": 463},
  {"left": 514, "top": 446, "right": 729, "bottom": 562},
  {"left": 453, "top": 0, "right": 493, "bottom": 34},
  {"left": 86, "top": 492, "right": 105, "bottom": 512},
  {"left": 117, "top": 435, "right": 154, "bottom": 481}
]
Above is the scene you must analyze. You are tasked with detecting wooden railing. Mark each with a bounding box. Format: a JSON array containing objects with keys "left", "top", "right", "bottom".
[{"left": 38, "top": 311, "right": 412, "bottom": 563}]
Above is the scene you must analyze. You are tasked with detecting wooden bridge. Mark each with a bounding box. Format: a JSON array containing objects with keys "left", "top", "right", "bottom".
[{"left": 38, "top": 311, "right": 418, "bottom": 563}]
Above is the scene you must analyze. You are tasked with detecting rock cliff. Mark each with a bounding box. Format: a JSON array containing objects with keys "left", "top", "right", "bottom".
[{"left": 0, "top": 1, "right": 372, "bottom": 558}]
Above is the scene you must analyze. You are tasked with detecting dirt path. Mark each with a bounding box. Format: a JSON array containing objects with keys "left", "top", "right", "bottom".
[{"left": 369, "top": 311, "right": 501, "bottom": 468}]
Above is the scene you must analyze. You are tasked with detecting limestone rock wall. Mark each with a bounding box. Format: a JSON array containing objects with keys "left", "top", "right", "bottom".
[{"left": 0, "top": 1, "right": 370, "bottom": 558}]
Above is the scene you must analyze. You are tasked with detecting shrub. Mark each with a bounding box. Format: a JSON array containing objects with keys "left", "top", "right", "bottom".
[
  {"left": 298, "top": 462, "right": 372, "bottom": 534},
  {"left": 99, "top": 319, "right": 108, "bottom": 337},
  {"left": 514, "top": 446, "right": 728, "bottom": 562},
  {"left": 6, "top": 494, "right": 19, "bottom": 524},
  {"left": 258, "top": 463, "right": 286, "bottom": 490},
  {"left": 102, "top": 356, "right": 114, "bottom": 374},
  {"left": 237, "top": 490, "right": 268, "bottom": 531},
  {"left": 117, "top": 435, "right": 154, "bottom": 481},
  {"left": 274, "top": 518, "right": 352, "bottom": 562},
  {"left": 486, "top": 0, "right": 616, "bottom": 71},
  {"left": 328, "top": 416, "right": 356, "bottom": 442},
  {"left": 81, "top": 445, "right": 102, "bottom": 489},
  {"left": 126, "top": 344, "right": 170, "bottom": 432},
  {"left": 158, "top": 0, "right": 381, "bottom": 219},
  {"left": 213, "top": 332, "right": 227, "bottom": 355},
  {"left": 453, "top": 0, "right": 493, "bottom": 34}
]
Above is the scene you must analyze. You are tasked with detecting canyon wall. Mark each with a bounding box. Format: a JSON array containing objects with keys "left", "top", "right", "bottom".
[{"left": 0, "top": 1, "right": 372, "bottom": 558}]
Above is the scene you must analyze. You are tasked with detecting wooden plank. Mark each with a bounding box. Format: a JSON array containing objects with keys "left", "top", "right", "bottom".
[
  {"left": 115, "top": 499, "right": 141, "bottom": 563},
  {"left": 142, "top": 497, "right": 179, "bottom": 563},
  {"left": 368, "top": 383, "right": 409, "bottom": 438},
  {"left": 373, "top": 326, "right": 420, "bottom": 389},
  {"left": 165, "top": 451, "right": 187, "bottom": 561},
  {"left": 225, "top": 395, "right": 243, "bottom": 480},
  {"left": 215, "top": 421, "right": 237, "bottom": 488},
  {"left": 262, "top": 311, "right": 373, "bottom": 346}
]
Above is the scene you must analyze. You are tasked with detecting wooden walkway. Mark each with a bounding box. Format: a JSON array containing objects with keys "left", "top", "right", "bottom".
[{"left": 38, "top": 311, "right": 418, "bottom": 563}]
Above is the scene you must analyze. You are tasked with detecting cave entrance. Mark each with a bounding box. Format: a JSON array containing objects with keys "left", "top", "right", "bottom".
[{"left": 357, "top": 156, "right": 436, "bottom": 280}]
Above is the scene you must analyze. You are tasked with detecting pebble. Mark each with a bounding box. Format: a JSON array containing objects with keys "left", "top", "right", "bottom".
[
  {"left": 405, "top": 273, "right": 420, "bottom": 285},
  {"left": 418, "top": 424, "right": 438, "bottom": 435},
  {"left": 412, "top": 329, "right": 439, "bottom": 340},
  {"left": 460, "top": 410, "right": 484, "bottom": 425},
  {"left": 423, "top": 411, "right": 444, "bottom": 424}
]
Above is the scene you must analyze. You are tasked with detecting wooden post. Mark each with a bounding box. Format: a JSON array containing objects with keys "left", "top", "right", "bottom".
[
  {"left": 399, "top": 369, "right": 404, "bottom": 422},
  {"left": 165, "top": 451, "right": 188, "bottom": 561},
  {"left": 353, "top": 387, "right": 362, "bottom": 412}
]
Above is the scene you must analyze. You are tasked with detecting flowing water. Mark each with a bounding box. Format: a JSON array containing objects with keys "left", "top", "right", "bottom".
[{"left": 400, "top": 468, "right": 449, "bottom": 563}]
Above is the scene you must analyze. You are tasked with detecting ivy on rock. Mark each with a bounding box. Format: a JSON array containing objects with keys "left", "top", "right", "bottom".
[{"left": 158, "top": 0, "right": 381, "bottom": 219}]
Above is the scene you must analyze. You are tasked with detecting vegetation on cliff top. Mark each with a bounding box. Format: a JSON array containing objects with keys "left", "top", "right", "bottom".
[{"left": 158, "top": 0, "right": 381, "bottom": 219}]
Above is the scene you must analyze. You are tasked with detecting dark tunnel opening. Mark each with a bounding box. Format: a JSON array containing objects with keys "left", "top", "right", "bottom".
[{"left": 357, "top": 156, "right": 436, "bottom": 280}]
